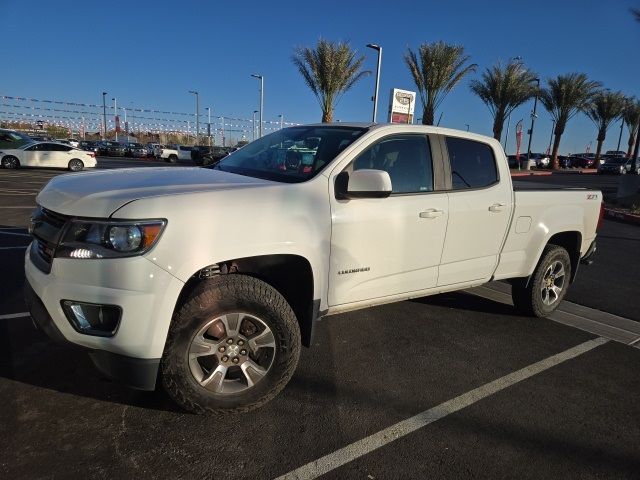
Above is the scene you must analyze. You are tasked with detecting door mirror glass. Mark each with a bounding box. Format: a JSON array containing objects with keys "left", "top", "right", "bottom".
[{"left": 335, "top": 169, "right": 392, "bottom": 199}]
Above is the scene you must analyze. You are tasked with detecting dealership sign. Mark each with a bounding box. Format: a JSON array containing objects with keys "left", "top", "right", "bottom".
[{"left": 388, "top": 88, "right": 416, "bottom": 124}]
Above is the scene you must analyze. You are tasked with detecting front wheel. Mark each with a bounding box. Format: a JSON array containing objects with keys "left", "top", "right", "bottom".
[
  {"left": 167, "top": 154, "right": 178, "bottom": 163},
  {"left": 161, "top": 275, "right": 301, "bottom": 415},
  {"left": 68, "top": 159, "right": 84, "bottom": 171},
  {"left": 512, "top": 245, "right": 571, "bottom": 317}
]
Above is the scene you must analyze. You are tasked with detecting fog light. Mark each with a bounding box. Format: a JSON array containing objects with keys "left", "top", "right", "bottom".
[{"left": 61, "top": 300, "right": 122, "bottom": 337}]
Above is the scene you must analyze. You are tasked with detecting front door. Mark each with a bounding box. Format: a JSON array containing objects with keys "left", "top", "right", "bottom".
[
  {"left": 21, "top": 143, "right": 49, "bottom": 167},
  {"left": 329, "top": 134, "right": 449, "bottom": 307}
]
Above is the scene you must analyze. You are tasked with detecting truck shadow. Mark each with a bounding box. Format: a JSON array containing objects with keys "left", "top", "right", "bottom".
[{"left": 411, "top": 291, "right": 520, "bottom": 317}]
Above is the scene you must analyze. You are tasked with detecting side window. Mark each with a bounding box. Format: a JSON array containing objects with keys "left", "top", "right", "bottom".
[
  {"left": 446, "top": 137, "right": 498, "bottom": 190},
  {"left": 47, "top": 144, "right": 70, "bottom": 151},
  {"left": 26, "top": 144, "right": 42, "bottom": 151},
  {"left": 350, "top": 135, "right": 433, "bottom": 194}
]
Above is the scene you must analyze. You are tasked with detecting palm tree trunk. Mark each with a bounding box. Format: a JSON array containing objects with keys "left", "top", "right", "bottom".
[
  {"left": 421, "top": 105, "right": 434, "bottom": 125},
  {"left": 595, "top": 139, "right": 604, "bottom": 162},
  {"left": 628, "top": 133, "right": 637, "bottom": 158},
  {"left": 551, "top": 133, "right": 562, "bottom": 169},
  {"left": 322, "top": 109, "right": 333, "bottom": 123},
  {"left": 595, "top": 128, "right": 606, "bottom": 161},
  {"left": 492, "top": 114, "right": 504, "bottom": 141}
]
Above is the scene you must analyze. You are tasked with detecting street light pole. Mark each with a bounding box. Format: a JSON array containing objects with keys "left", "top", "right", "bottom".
[
  {"left": 252, "top": 110, "right": 258, "bottom": 141},
  {"left": 279, "top": 114, "right": 284, "bottom": 130},
  {"left": 616, "top": 118, "right": 625, "bottom": 152},
  {"left": 102, "top": 92, "right": 107, "bottom": 140},
  {"left": 525, "top": 78, "right": 540, "bottom": 170},
  {"left": 189, "top": 90, "right": 199, "bottom": 145},
  {"left": 366, "top": 43, "right": 382, "bottom": 122},
  {"left": 251, "top": 74, "right": 264, "bottom": 138},
  {"left": 112, "top": 97, "right": 118, "bottom": 142},
  {"left": 504, "top": 113, "right": 511, "bottom": 152},
  {"left": 122, "top": 106, "right": 127, "bottom": 143},
  {"left": 206, "top": 107, "right": 211, "bottom": 148}
]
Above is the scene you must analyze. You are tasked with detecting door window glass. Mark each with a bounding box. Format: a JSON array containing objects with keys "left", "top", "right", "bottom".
[
  {"left": 445, "top": 137, "right": 498, "bottom": 190},
  {"left": 350, "top": 135, "right": 433, "bottom": 194}
]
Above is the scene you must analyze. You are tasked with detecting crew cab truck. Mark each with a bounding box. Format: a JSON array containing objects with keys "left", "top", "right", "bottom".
[
  {"left": 159, "top": 144, "right": 192, "bottom": 163},
  {"left": 24, "top": 123, "right": 601, "bottom": 414}
]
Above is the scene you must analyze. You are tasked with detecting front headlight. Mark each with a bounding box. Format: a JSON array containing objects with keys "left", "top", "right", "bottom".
[{"left": 57, "top": 219, "right": 166, "bottom": 259}]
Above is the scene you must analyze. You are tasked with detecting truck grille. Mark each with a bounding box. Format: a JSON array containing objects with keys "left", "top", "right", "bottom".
[{"left": 29, "top": 206, "right": 69, "bottom": 273}]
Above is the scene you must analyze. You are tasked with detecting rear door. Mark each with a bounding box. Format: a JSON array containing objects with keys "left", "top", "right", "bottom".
[
  {"left": 437, "top": 135, "right": 512, "bottom": 286},
  {"left": 329, "top": 133, "right": 449, "bottom": 306},
  {"left": 41, "top": 143, "right": 72, "bottom": 168}
]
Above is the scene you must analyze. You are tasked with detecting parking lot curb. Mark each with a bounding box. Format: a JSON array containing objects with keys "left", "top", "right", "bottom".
[
  {"left": 552, "top": 169, "right": 598, "bottom": 174},
  {"left": 510, "top": 171, "right": 553, "bottom": 177},
  {"left": 604, "top": 208, "right": 640, "bottom": 226}
]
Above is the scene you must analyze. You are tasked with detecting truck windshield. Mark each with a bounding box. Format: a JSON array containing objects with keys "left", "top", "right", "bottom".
[{"left": 212, "top": 126, "right": 367, "bottom": 183}]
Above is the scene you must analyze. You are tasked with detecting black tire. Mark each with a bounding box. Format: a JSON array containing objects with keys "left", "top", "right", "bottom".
[
  {"left": 161, "top": 275, "right": 301, "bottom": 415},
  {"left": 68, "top": 159, "right": 84, "bottom": 172},
  {"left": 1, "top": 155, "right": 20, "bottom": 169},
  {"left": 168, "top": 154, "right": 178, "bottom": 163},
  {"left": 512, "top": 244, "right": 572, "bottom": 317}
]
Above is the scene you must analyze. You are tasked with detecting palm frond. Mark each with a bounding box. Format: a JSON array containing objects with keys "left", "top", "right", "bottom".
[
  {"left": 404, "top": 41, "right": 476, "bottom": 124},
  {"left": 291, "top": 39, "right": 369, "bottom": 122}
]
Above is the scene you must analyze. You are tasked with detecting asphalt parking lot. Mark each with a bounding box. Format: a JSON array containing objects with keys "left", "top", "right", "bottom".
[{"left": 1, "top": 161, "right": 639, "bottom": 479}]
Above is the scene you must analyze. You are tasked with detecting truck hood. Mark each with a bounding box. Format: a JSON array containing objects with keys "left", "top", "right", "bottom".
[{"left": 36, "top": 167, "right": 274, "bottom": 217}]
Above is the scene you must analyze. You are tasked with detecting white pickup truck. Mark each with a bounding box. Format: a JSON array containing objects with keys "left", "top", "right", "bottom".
[
  {"left": 24, "top": 123, "right": 602, "bottom": 414},
  {"left": 159, "top": 144, "right": 192, "bottom": 163}
]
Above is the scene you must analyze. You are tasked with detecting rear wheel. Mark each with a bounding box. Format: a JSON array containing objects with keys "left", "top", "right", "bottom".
[
  {"left": 68, "top": 159, "right": 84, "bottom": 171},
  {"left": 161, "top": 275, "right": 301, "bottom": 415},
  {"left": 1, "top": 156, "right": 20, "bottom": 169},
  {"left": 512, "top": 245, "right": 571, "bottom": 317}
]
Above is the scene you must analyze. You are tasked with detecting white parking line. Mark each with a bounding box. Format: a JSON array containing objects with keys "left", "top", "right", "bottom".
[
  {"left": 0, "top": 312, "right": 30, "bottom": 320},
  {"left": 0, "top": 246, "right": 28, "bottom": 250},
  {"left": 0, "top": 231, "right": 30, "bottom": 237},
  {"left": 276, "top": 337, "right": 608, "bottom": 480}
]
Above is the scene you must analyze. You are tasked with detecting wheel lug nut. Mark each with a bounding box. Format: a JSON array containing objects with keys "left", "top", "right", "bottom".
[
  {"left": 218, "top": 346, "right": 226, "bottom": 353},
  {"left": 232, "top": 357, "right": 239, "bottom": 364},
  {"left": 237, "top": 340, "right": 244, "bottom": 346},
  {"left": 222, "top": 355, "right": 229, "bottom": 362},
  {"left": 227, "top": 338, "right": 234, "bottom": 344},
  {"left": 240, "top": 349, "right": 247, "bottom": 355}
]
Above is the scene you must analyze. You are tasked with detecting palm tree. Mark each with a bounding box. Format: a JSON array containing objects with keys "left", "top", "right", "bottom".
[
  {"left": 292, "top": 39, "right": 369, "bottom": 123},
  {"left": 539, "top": 73, "right": 601, "bottom": 168},
  {"left": 469, "top": 60, "right": 538, "bottom": 141},
  {"left": 622, "top": 97, "right": 640, "bottom": 158},
  {"left": 404, "top": 41, "right": 477, "bottom": 125},
  {"left": 585, "top": 91, "right": 626, "bottom": 161}
]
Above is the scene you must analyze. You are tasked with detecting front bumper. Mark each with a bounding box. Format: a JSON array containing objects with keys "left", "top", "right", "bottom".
[
  {"left": 24, "top": 246, "right": 185, "bottom": 389},
  {"left": 25, "top": 281, "right": 160, "bottom": 390}
]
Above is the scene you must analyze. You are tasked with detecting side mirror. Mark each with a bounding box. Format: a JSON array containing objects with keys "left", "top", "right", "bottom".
[{"left": 335, "top": 169, "right": 392, "bottom": 200}]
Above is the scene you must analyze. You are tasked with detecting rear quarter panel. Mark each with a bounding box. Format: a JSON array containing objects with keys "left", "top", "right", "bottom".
[{"left": 493, "top": 189, "right": 601, "bottom": 280}]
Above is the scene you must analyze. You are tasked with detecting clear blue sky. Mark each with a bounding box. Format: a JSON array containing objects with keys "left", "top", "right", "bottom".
[{"left": 1, "top": 0, "right": 639, "bottom": 153}]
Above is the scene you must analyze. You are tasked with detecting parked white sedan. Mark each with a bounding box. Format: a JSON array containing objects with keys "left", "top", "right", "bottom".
[{"left": 0, "top": 142, "right": 97, "bottom": 171}]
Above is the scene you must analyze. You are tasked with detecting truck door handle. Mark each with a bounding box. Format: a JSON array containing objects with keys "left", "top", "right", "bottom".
[
  {"left": 488, "top": 203, "right": 506, "bottom": 212},
  {"left": 419, "top": 209, "right": 444, "bottom": 219}
]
